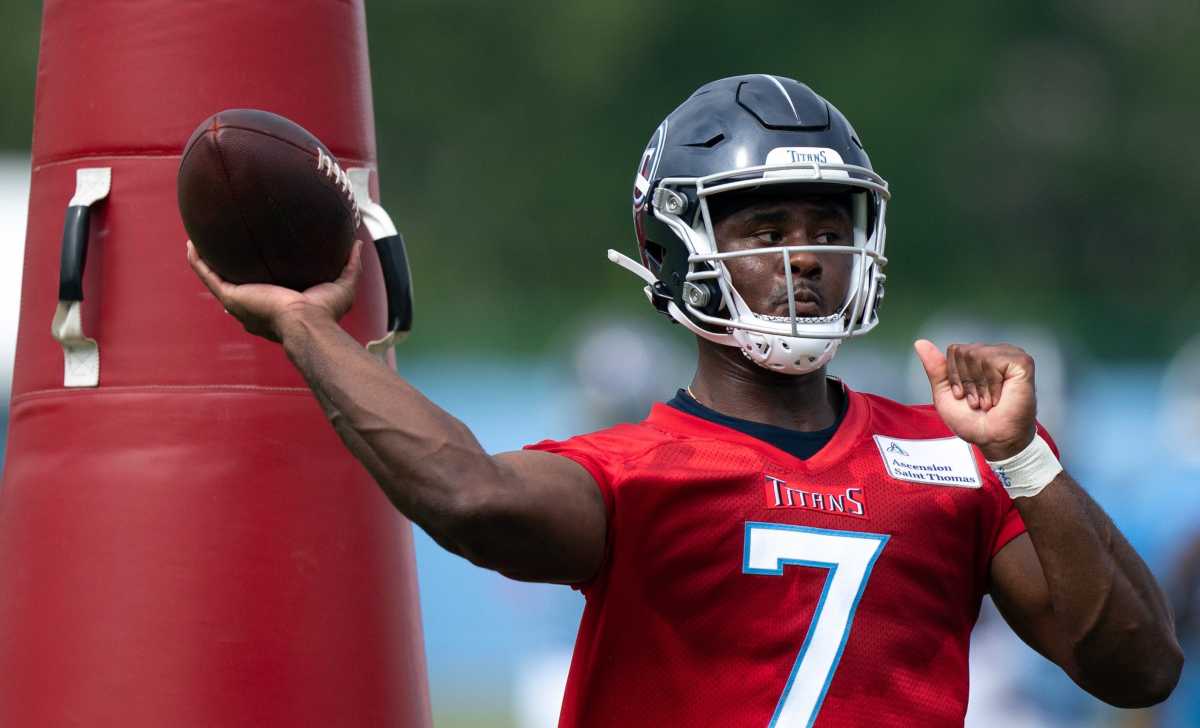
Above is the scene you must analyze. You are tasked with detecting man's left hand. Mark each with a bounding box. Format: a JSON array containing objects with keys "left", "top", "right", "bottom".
[{"left": 913, "top": 340, "right": 1037, "bottom": 461}]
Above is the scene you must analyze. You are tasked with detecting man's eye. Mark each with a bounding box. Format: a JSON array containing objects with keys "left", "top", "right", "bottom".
[
  {"left": 753, "top": 230, "right": 784, "bottom": 244},
  {"left": 815, "top": 231, "right": 846, "bottom": 245}
]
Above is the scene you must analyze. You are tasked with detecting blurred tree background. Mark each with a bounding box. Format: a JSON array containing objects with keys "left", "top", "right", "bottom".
[
  {"left": 1, "top": 0, "right": 1196, "bottom": 359},
  {"left": 2, "top": 4, "right": 1199, "bottom": 725}
]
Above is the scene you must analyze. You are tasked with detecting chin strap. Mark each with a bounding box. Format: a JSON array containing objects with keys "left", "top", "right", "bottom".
[
  {"left": 607, "top": 249, "right": 737, "bottom": 346},
  {"left": 607, "top": 249, "right": 657, "bottom": 286},
  {"left": 607, "top": 249, "right": 672, "bottom": 313}
]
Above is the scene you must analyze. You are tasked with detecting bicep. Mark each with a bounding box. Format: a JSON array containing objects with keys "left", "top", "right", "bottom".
[
  {"left": 990, "top": 533, "right": 1080, "bottom": 677},
  {"left": 482, "top": 449, "right": 607, "bottom": 584}
]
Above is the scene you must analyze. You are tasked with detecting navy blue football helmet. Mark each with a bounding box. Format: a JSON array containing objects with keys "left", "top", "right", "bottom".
[{"left": 610, "top": 74, "right": 890, "bottom": 374}]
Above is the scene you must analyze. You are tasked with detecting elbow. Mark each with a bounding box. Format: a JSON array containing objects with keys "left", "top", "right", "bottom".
[
  {"left": 438, "top": 485, "right": 513, "bottom": 572},
  {"left": 1132, "top": 640, "right": 1184, "bottom": 708},
  {"left": 397, "top": 451, "right": 511, "bottom": 569},
  {"left": 1081, "top": 632, "right": 1184, "bottom": 708},
  {"left": 438, "top": 485, "right": 572, "bottom": 583}
]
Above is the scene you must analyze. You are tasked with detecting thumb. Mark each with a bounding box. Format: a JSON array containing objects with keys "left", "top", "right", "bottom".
[
  {"left": 913, "top": 339, "right": 949, "bottom": 392},
  {"left": 336, "top": 240, "right": 364, "bottom": 287}
]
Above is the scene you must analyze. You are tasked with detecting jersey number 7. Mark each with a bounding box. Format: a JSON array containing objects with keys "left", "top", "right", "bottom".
[{"left": 743, "top": 522, "right": 890, "bottom": 728}]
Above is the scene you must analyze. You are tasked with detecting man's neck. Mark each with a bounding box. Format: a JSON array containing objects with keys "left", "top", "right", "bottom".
[{"left": 688, "top": 339, "right": 840, "bottom": 432}]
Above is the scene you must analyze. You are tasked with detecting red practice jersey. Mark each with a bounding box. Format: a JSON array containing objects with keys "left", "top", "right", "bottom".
[{"left": 526, "top": 385, "right": 1050, "bottom": 728}]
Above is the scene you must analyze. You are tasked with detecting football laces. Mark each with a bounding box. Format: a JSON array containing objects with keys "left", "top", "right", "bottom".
[{"left": 316, "top": 147, "right": 362, "bottom": 228}]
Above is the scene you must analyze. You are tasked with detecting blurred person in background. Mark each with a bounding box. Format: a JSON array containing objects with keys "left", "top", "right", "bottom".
[{"left": 187, "top": 75, "right": 1180, "bottom": 726}]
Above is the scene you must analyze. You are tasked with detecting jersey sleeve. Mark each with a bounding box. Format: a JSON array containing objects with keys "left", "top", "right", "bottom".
[
  {"left": 524, "top": 434, "right": 616, "bottom": 528},
  {"left": 990, "top": 505, "right": 1026, "bottom": 556},
  {"left": 988, "top": 421, "right": 1060, "bottom": 557},
  {"left": 524, "top": 425, "right": 652, "bottom": 597}
]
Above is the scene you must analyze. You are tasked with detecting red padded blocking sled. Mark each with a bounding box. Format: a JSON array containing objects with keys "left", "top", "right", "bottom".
[{"left": 0, "top": 2, "right": 431, "bottom": 726}]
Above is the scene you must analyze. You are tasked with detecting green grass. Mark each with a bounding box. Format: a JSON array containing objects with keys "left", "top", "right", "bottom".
[{"left": 434, "top": 711, "right": 515, "bottom": 728}]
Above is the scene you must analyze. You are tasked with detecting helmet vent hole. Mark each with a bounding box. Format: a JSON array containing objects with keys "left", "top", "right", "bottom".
[
  {"left": 684, "top": 133, "right": 725, "bottom": 149},
  {"left": 771, "top": 363, "right": 783, "bottom": 369},
  {"left": 780, "top": 342, "right": 790, "bottom": 351},
  {"left": 808, "top": 356, "right": 817, "bottom": 362}
]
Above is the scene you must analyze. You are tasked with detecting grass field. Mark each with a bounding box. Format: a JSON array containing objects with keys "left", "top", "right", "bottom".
[{"left": 437, "top": 712, "right": 516, "bottom": 728}]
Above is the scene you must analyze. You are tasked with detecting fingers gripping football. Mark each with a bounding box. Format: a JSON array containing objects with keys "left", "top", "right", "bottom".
[{"left": 187, "top": 239, "right": 363, "bottom": 343}]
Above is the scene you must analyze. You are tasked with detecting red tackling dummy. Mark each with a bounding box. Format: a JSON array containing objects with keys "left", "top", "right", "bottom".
[{"left": 0, "top": 2, "right": 431, "bottom": 726}]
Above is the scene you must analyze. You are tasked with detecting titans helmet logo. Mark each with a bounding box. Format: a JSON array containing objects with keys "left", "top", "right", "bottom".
[{"left": 632, "top": 120, "right": 667, "bottom": 210}]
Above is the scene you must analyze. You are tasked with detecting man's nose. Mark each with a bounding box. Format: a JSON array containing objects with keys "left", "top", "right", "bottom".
[{"left": 785, "top": 236, "right": 822, "bottom": 280}]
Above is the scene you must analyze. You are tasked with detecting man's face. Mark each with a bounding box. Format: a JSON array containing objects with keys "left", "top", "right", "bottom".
[{"left": 709, "top": 192, "right": 855, "bottom": 320}]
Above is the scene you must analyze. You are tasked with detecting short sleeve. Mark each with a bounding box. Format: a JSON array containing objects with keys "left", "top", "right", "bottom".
[
  {"left": 991, "top": 504, "right": 1026, "bottom": 556},
  {"left": 988, "top": 420, "right": 1060, "bottom": 557},
  {"left": 526, "top": 420, "right": 674, "bottom": 597},
  {"left": 524, "top": 435, "right": 618, "bottom": 596},
  {"left": 524, "top": 436, "right": 615, "bottom": 524}
]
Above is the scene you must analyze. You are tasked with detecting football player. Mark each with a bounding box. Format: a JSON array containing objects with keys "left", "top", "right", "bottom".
[{"left": 188, "top": 74, "right": 1181, "bottom": 727}]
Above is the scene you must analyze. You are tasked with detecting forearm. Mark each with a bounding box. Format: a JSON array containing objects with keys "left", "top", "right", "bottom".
[
  {"left": 277, "top": 306, "right": 501, "bottom": 551},
  {"left": 1015, "top": 472, "right": 1182, "bottom": 704},
  {"left": 186, "top": 247, "right": 603, "bottom": 580}
]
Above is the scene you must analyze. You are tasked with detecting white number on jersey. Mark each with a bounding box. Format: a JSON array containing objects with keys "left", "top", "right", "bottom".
[{"left": 743, "top": 522, "right": 889, "bottom": 727}]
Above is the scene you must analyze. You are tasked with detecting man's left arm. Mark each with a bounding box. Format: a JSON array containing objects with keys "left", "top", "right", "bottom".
[
  {"left": 991, "top": 475, "right": 1181, "bottom": 707},
  {"left": 914, "top": 340, "right": 1183, "bottom": 708}
]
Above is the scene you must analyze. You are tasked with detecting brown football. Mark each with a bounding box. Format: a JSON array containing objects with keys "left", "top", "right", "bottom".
[{"left": 177, "top": 109, "right": 360, "bottom": 291}]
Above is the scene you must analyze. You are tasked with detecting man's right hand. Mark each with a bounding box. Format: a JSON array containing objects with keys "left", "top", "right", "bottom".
[{"left": 186, "top": 239, "right": 363, "bottom": 343}]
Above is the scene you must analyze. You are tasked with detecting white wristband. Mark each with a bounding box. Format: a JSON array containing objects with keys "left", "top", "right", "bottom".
[{"left": 986, "top": 434, "right": 1063, "bottom": 499}]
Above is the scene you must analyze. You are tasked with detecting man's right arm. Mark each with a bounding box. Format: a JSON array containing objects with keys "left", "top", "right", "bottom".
[
  {"left": 186, "top": 241, "right": 605, "bottom": 584},
  {"left": 278, "top": 304, "right": 607, "bottom": 584}
]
